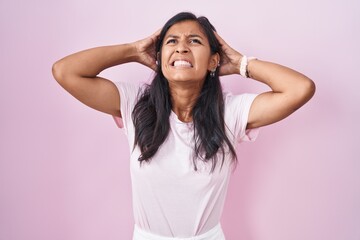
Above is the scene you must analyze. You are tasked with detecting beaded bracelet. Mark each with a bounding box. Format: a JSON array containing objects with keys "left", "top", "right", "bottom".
[{"left": 240, "top": 55, "right": 257, "bottom": 78}]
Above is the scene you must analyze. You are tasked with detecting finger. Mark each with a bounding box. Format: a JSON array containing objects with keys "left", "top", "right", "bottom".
[
  {"left": 151, "top": 28, "right": 162, "bottom": 41},
  {"left": 218, "top": 64, "right": 232, "bottom": 76},
  {"left": 147, "top": 58, "right": 158, "bottom": 71},
  {"left": 213, "top": 31, "right": 227, "bottom": 46},
  {"left": 218, "top": 65, "right": 227, "bottom": 76},
  {"left": 153, "top": 28, "right": 162, "bottom": 36},
  {"left": 150, "top": 64, "right": 157, "bottom": 71},
  {"left": 144, "top": 61, "right": 157, "bottom": 71},
  {"left": 215, "top": 32, "right": 238, "bottom": 57}
]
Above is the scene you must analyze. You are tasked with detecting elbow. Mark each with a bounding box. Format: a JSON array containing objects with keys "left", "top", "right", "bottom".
[
  {"left": 288, "top": 78, "right": 316, "bottom": 110},
  {"left": 303, "top": 78, "right": 316, "bottom": 101},
  {"left": 293, "top": 78, "right": 316, "bottom": 108},
  {"left": 52, "top": 60, "right": 65, "bottom": 83},
  {"left": 52, "top": 60, "right": 72, "bottom": 85}
]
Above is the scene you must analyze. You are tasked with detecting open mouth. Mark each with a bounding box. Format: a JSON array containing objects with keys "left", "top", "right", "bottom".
[{"left": 172, "top": 60, "right": 193, "bottom": 67}]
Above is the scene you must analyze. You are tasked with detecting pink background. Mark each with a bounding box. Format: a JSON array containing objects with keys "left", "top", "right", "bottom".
[{"left": 0, "top": 0, "right": 359, "bottom": 239}]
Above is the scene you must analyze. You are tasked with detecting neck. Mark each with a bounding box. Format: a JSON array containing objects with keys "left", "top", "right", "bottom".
[{"left": 169, "top": 81, "right": 203, "bottom": 123}]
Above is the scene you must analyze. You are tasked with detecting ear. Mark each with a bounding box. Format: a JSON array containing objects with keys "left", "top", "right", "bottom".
[{"left": 208, "top": 52, "right": 220, "bottom": 71}]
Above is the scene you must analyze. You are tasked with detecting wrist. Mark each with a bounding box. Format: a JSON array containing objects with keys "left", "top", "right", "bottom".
[
  {"left": 126, "top": 43, "right": 141, "bottom": 63},
  {"left": 235, "top": 54, "right": 243, "bottom": 75},
  {"left": 239, "top": 55, "right": 257, "bottom": 78},
  {"left": 246, "top": 58, "right": 257, "bottom": 78}
]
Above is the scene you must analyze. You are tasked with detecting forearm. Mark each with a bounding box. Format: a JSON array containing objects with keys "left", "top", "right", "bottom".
[
  {"left": 53, "top": 43, "right": 138, "bottom": 80},
  {"left": 247, "top": 59, "right": 315, "bottom": 100}
]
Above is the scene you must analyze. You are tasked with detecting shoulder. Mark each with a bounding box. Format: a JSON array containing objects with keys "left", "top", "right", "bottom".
[
  {"left": 222, "top": 90, "right": 260, "bottom": 142},
  {"left": 223, "top": 91, "right": 258, "bottom": 109},
  {"left": 113, "top": 81, "right": 145, "bottom": 94},
  {"left": 113, "top": 81, "right": 149, "bottom": 103}
]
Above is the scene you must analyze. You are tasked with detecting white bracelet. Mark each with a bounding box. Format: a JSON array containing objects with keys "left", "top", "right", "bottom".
[{"left": 240, "top": 55, "right": 257, "bottom": 78}]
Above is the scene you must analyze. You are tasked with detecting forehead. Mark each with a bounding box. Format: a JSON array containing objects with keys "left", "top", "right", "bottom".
[{"left": 164, "top": 20, "right": 207, "bottom": 38}]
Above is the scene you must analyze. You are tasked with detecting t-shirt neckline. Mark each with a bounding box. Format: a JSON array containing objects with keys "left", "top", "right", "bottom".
[{"left": 170, "top": 110, "right": 193, "bottom": 125}]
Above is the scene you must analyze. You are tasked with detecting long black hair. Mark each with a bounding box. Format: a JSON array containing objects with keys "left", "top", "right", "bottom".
[{"left": 132, "top": 12, "right": 237, "bottom": 173}]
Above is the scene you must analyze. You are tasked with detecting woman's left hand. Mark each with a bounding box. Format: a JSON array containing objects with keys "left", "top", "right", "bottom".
[{"left": 214, "top": 31, "right": 243, "bottom": 76}]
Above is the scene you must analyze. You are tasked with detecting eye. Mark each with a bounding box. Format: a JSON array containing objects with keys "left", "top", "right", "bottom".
[
  {"left": 166, "top": 39, "right": 176, "bottom": 44},
  {"left": 190, "top": 39, "right": 202, "bottom": 44}
]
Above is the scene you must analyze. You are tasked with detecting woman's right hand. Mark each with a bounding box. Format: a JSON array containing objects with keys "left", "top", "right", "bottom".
[{"left": 133, "top": 29, "right": 161, "bottom": 71}]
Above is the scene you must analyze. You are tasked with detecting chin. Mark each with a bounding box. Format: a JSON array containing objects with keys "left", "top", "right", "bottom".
[
  {"left": 168, "top": 77, "right": 202, "bottom": 84},
  {"left": 164, "top": 73, "right": 205, "bottom": 84}
]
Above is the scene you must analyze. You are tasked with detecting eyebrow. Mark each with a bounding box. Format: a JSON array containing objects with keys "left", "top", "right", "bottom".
[{"left": 165, "top": 34, "right": 204, "bottom": 39}]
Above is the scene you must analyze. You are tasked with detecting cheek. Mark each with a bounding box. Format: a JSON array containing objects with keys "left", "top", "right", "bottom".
[
  {"left": 195, "top": 59, "right": 211, "bottom": 72},
  {"left": 195, "top": 50, "right": 212, "bottom": 67},
  {"left": 160, "top": 46, "right": 171, "bottom": 60},
  {"left": 160, "top": 50, "right": 170, "bottom": 68}
]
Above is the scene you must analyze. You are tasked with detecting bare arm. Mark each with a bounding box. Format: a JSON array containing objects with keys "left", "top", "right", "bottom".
[
  {"left": 52, "top": 30, "right": 160, "bottom": 117},
  {"left": 214, "top": 32, "right": 316, "bottom": 129},
  {"left": 245, "top": 59, "right": 315, "bottom": 128}
]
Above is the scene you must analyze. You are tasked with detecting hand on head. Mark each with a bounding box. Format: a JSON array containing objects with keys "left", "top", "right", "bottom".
[
  {"left": 133, "top": 28, "right": 243, "bottom": 76},
  {"left": 213, "top": 31, "right": 243, "bottom": 76},
  {"left": 133, "top": 29, "right": 161, "bottom": 71}
]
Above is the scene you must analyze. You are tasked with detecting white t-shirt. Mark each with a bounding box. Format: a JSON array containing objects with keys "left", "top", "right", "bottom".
[{"left": 112, "top": 82, "right": 259, "bottom": 238}]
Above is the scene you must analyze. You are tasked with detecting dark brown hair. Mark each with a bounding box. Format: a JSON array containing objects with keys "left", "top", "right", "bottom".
[{"left": 132, "top": 12, "right": 237, "bottom": 173}]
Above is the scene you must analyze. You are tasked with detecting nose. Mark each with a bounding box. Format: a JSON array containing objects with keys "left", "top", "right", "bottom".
[{"left": 175, "top": 42, "right": 189, "bottom": 53}]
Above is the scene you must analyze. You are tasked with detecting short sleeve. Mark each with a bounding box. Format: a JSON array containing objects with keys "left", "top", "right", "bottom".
[
  {"left": 111, "top": 82, "right": 142, "bottom": 132},
  {"left": 224, "top": 92, "right": 260, "bottom": 143}
]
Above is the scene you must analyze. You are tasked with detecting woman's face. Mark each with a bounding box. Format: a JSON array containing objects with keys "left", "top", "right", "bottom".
[{"left": 160, "top": 20, "right": 219, "bottom": 85}]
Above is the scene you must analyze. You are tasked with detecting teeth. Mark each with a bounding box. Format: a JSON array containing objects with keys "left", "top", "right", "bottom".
[{"left": 173, "top": 60, "right": 192, "bottom": 67}]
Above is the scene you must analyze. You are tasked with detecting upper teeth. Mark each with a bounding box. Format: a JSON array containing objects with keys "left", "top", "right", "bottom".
[{"left": 174, "top": 60, "right": 192, "bottom": 67}]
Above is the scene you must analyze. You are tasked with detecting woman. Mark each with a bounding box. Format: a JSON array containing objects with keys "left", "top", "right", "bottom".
[{"left": 52, "top": 12, "right": 315, "bottom": 240}]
